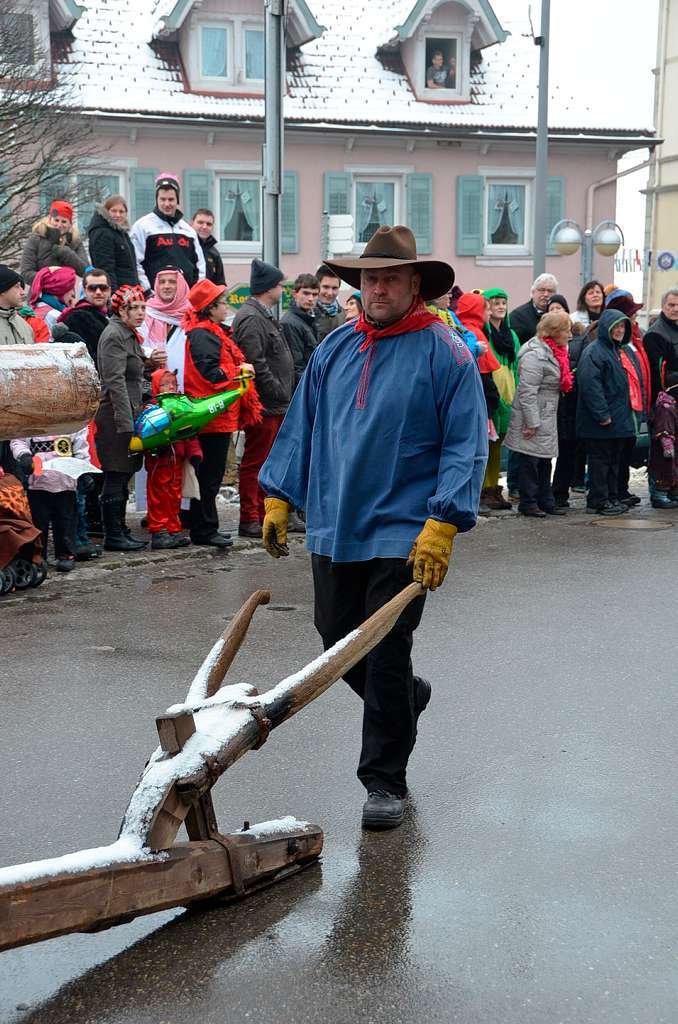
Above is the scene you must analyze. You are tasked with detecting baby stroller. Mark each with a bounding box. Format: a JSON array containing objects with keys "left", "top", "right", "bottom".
[{"left": 0, "top": 471, "right": 48, "bottom": 595}]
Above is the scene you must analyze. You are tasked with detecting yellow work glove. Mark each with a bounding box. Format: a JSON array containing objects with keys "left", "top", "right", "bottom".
[
  {"left": 262, "top": 497, "right": 290, "bottom": 558},
  {"left": 407, "top": 518, "right": 458, "bottom": 591}
]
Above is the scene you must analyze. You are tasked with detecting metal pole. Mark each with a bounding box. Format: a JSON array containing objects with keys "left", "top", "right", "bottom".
[
  {"left": 581, "top": 230, "right": 593, "bottom": 287},
  {"left": 263, "top": 0, "right": 284, "bottom": 272},
  {"left": 532, "top": 0, "right": 550, "bottom": 279}
]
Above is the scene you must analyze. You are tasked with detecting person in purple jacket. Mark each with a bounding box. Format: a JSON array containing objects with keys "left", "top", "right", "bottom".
[{"left": 258, "top": 225, "right": 487, "bottom": 832}]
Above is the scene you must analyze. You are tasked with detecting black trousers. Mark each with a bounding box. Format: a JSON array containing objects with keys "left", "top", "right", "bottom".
[
  {"left": 28, "top": 489, "right": 77, "bottom": 559},
  {"left": 586, "top": 437, "right": 625, "bottom": 507},
  {"left": 190, "top": 432, "right": 230, "bottom": 541},
  {"left": 617, "top": 436, "right": 637, "bottom": 498},
  {"left": 552, "top": 438, "right": 578, "bottom": 501},
  {"left": 518, "top": 454, "right": 555, "bottom": 512},
  {"left": 311, "top": 555, "right": 427, "bottom": 798},
  {"left": 101, "top": 470, "right": 132, "bottom": 498}
]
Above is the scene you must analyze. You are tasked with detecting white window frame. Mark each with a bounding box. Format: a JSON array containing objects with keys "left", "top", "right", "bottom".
[
  {"left": 477, "top": 167, "right": 536, "bottom": 259},
  {"left": 197, "top": 22, "right": 233, "bottom": 85},
  {"left": 187, "top": 16, "right": 265, "bottom": 94},
  {"left": 242, "top": 23, "right": 265, "bottom": 84},
  {"left": 214, "top": 170, "right": 263, "bottom": 258},
  {"left": 422, "top": 32, "right": 463, "bottom": 100},
  {"left": 56, "top": 162, "right": 133, "bottom": 232},
  {"left": 349, "top": 171, "right": 406, "bottom": 253}
]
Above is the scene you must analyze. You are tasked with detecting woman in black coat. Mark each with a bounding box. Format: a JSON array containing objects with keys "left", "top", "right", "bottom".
[{"left": 88, "top": 195, "right": 139, "bottom": 292}]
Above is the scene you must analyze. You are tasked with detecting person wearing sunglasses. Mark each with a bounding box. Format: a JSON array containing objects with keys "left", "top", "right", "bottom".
[{"left": 55, "top": 268, "right": 112, "bottom": 362}]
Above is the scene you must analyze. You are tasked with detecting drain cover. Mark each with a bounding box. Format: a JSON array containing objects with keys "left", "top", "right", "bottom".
[{"left": 590, "top": 518, "right": 673, "bottom": 530}]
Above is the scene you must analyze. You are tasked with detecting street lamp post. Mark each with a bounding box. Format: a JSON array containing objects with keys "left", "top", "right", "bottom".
[{"left": 549, "top": 218, "right": 624, "bottom": 286}]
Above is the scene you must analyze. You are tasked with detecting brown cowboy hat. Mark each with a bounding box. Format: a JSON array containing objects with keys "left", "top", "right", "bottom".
[{"left": 323, "top": 225, "right": 455, "bottom": 301}]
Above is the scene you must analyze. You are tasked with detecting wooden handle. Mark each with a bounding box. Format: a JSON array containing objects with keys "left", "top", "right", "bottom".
[
  {"left": 205, "top": 589, "right": 271, "bottom": 697},
  {"left": 261, "top": 581, "right": 425, "bottom": 726}
]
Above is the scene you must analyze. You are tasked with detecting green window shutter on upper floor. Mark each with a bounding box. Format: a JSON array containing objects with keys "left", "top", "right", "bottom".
[
  {"left": 456, "top": 175, "right": 484, "bottom": 256},
  {"left": 406, "top": 173, "right": 433, "bottom": 254},
  {"left": 281, "top": 170, "right": 298, "bottom": 254},
  {"left": 131, "top": 168, "right": 158, "bottom": 223},
  {"left": 40, "top": 168, "right": 71, "bottom": 216},
  {"left": 545, "top": 176, "right": 565, "bottom": 256},
  {"left": 183, "top": 169, "right": 214, "bottom": 220},
  {"left": 323, "top": 172, "right": 351, "bottom": 216}
]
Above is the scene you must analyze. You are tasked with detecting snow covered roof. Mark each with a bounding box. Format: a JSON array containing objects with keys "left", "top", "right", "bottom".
[
  {"left": 390, "top": 0, "right": 506, "bottom": 48},
  {"left": 56, "top": 0, "right": 655, "bottom": 139}
]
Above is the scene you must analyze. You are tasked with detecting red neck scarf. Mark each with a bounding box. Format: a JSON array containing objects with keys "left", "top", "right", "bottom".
[
  {"left": 354, "top": 298, "right": 439, "bottom": 352},
  {"left": 542, "top": 336, "right": 574, "bottom": 394}
]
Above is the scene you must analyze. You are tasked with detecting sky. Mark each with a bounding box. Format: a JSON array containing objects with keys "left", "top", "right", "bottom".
[{"left": 493, "top": 0, "right": 661, "bottom": 292}]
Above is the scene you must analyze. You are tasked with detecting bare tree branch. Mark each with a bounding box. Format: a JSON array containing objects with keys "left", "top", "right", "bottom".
[{"left": 0, "top": 22, "right": 109, "bottom": 264}]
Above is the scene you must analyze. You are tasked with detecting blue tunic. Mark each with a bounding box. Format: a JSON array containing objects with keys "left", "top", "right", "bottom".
[{"left": 259, "top": 318, "right": 488, "bottom": 562}]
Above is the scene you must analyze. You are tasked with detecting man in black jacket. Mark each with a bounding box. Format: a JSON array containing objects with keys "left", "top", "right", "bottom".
[
  {"left": 56, "top": 268, "right": 111, "bottom": 361},
  {"left": 191, "top": 209, "right": 226, "bottom": 286},
  {"left": 233, "top": 258, "right": 295, "bottom": 538},
  {"left": 510, "top": 273, "right": 559, "bottom": 343},
  {"left": 281, "top": 273, "right": 320, "bottom": 388},
  {"left": 643, "top": 288, "right": 678, "bottom": 406}
]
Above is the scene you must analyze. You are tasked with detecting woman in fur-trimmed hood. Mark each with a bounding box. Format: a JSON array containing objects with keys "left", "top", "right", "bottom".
[
  {"left": 87, "top": 196, "right": 139, "bottom": 292},
  {"left": 19, "top": 201, "right": 88, "bottom": 285}
]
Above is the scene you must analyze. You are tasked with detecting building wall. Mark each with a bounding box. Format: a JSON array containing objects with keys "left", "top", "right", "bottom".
[
  {"left": 90, "top": 121, "right": 618, "bottom": 306},
  {"left": 648, "top": 0, "right": 678, "bottom": 310}
]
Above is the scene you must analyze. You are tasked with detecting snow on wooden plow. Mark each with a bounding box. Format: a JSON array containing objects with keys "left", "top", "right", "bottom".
[{"left": 0, "top": 583, "right": 423, "bottom": 951}]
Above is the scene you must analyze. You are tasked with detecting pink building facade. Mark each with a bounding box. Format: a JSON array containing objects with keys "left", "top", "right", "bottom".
[{"left": 32, "top": 0, "right": 656, "bottom": 302}]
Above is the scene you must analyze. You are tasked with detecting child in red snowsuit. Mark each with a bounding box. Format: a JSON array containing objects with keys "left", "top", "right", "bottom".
[{"left": 145, "top": 369, "right": 202, "bottom": 549}]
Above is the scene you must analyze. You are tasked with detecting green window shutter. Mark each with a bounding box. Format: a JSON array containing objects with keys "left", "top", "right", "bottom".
[
  {"left": 281, "top": 170, "right": 298, "bottom": 254},
  {"left": 456, "top": 175, "right": 484, "bottom": 256},
  {"left": 406, "top": 173, "right": 433, "bottom": 254},
  {"left": 545, "top": 176, "right": 565, "bottom": 255},
  {"left": 323, "top": 172, "right": 351, "bottom": 216},
  {"left": 75, "top": 173, "right": 120, "bottom": 233},
  {"left": 131, "top": 168, "right": 158, "bottom": 223},
  {"left": 0, "top": 163, "right": 9, "bottom": 231},
  {"left": 40, "top": 169, "right": 71, "bottom": 214},
  {"left": 183, "top": 169, "right": 214, "bottom": 219}
]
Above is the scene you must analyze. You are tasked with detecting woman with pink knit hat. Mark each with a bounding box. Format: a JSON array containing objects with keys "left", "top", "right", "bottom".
[
  {"left": 29, "top": 265, "right": 77, "bottom": 336},
  {"left": 129, "top": 173, "right": 205, "bottom": 293}
]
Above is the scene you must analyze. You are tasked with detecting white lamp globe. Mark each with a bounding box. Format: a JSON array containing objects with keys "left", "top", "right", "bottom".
[
  {"left": 594, "top": 224, "right": 623, "bottom": 257},
  {"left": 552, "top": 224, "right": 582, "bottom": 256}
]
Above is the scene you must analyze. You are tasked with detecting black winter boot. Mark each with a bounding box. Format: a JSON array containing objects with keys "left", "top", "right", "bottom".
[{"left": 101, "top": 497, "right": 147, "bottom": 551}]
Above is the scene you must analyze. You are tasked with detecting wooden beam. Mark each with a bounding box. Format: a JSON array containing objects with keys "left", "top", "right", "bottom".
[
  {"left": 156, "top": 710, "right": 196, "bottom": 754},
  {"left": 0, "top": 823, "right": 323, "bottom": 952},
  {"left": 0, "top": 343, "right": 100, "bottom": 441}
]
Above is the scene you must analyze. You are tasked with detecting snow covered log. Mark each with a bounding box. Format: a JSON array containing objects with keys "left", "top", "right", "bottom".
[{"left": 0, "top": 343, "right": 100, "bottom": 441}]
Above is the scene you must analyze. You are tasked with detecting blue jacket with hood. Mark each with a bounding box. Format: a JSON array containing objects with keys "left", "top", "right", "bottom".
[{"left": 576, "top": 310, "right": 635, "bottom": 440}]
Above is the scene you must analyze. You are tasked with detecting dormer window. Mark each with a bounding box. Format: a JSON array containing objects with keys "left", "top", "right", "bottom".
[
  {"left": 200, "top": 25, "right": 230, "bottom": 80},
  {"left": 387, "top": 0, "right": 506, "bottom": 105},
  {"left": 244, "top": 28, "right": 264, "bottom": 81},
  {"left": 187, "top": 17, "right": 265, "bottom": 93},
  {"left": 424, "top": 37, "right": 459, "bottom": 94}
]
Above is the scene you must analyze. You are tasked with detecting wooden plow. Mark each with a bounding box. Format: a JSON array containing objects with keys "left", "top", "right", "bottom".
[{"left": 0, "top": 583, "right": 423, "bottom": 952}]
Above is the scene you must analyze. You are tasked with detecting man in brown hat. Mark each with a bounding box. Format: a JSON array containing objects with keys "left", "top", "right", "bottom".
[{"left": 259, "top": 225, "right": 487, "bottom": 830}]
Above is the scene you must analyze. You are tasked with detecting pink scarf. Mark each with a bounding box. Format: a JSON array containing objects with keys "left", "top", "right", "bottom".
[
  {"left": 542, "top": 336, "right": 574, "bottom": 394},
  {"left": 144, "top": 270, "right": 190, "bottom": 346}
]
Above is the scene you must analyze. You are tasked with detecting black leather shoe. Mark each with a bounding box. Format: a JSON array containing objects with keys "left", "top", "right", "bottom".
[
  {"left": 151, "top": 531, "right": 187, "bottom": 550},
  {"left": 542, "top": 506, "right": 566, "bottom": 516},
  {"left": 414, "top": 676, "right": 431, "bottom": 719},
  {"left": 362, "top": 791, "right": 407, "bottom": 830},
  {"left": 192, "top": 533, "right": 234, "bottom": 548},
  {"left": 239, "top": 521, "right": 263, "bottom": 538},
  {"left": 520, "top": 508, "right": 546, "bottom": 518}
]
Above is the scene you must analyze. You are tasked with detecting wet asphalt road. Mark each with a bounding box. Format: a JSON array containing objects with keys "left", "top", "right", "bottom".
[{"left": 0, "top": 505, "right": 676, "bottom": 1024}]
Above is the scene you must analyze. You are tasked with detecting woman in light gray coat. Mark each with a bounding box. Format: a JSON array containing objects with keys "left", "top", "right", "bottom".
[{"left": 505, "top": 311, "right": 573, "bottom": 518}]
